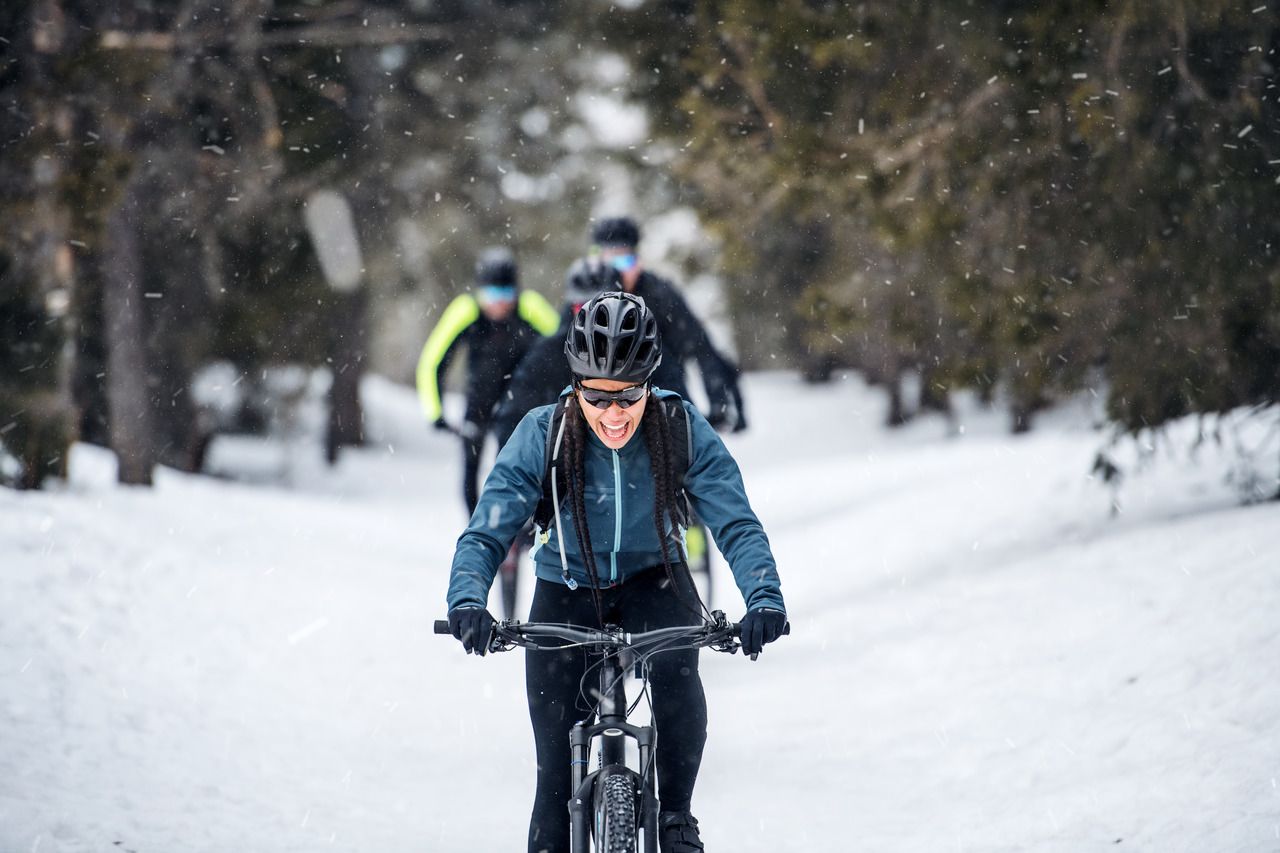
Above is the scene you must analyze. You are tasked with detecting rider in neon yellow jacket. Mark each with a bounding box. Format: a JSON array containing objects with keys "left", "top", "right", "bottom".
[{"left": 416, "top": 248, "right": 558, "bottom": 514}]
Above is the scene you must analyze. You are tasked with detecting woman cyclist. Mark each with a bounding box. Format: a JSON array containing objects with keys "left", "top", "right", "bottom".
[{"left": 444, "top": 291, "right": 788, "bottom": 853}]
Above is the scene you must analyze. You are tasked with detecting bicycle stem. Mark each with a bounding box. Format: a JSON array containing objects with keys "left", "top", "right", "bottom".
[{"left": 597, "top": 647, "right": 628, "bottom": 767}]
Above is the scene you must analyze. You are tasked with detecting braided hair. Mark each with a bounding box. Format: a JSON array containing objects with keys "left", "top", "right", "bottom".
[
  {"left": 560, "top": 397, "right": 607, "bottom": 627},
  {"left": 560, "top": 393, "right": 705, "bottom": 627}
]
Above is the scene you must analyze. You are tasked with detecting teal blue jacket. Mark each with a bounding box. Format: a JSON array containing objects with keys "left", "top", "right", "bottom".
[{"left": 446, "top": 389, "right": 785, "bottom": 614}]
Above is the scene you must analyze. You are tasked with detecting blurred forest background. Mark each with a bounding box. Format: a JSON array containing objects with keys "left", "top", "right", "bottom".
[{"left": 1, "top": 0, "right": 1277, "bottom": 491}]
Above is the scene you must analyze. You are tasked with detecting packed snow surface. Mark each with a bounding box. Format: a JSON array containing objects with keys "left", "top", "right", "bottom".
[{"left": 2, "top": 372, "right": 1277, "bottom": 852}]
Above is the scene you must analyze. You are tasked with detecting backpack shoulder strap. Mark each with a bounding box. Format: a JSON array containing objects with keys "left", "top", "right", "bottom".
[
  {"left": 659, "top": 397, "right": 693, "bottom": 527},
  {"left": 532, "top": 397, "right": 570, "bottom": 532}
]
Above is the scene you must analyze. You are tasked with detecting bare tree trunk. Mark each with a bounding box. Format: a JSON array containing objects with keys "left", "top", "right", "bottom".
[
  {"left": 1010, "top": 398, "right": 1036, "bottom": 434},
  {"left": 326, "top": 288, "right": 367, "bottom": 464},
  {"left": 919, "top": 368, "right": 952, "bottom": 415},
  {"left": 320, "top": 34, "right": 388, "bottom": 465},
  {"left": 885, "top": 369, "right": 909, "bottom": 427},
  {"left": 102, "top": 178, "right": 155, "bottom": 485},
  {"left": 144, "top": 159, "right": 211, "bottom": 474},
  {"left": 977, "top": 377, "right": 996, "bottom": 406},
  {"left": 18, "top": 6, "right": 78, "bottom": 486}
]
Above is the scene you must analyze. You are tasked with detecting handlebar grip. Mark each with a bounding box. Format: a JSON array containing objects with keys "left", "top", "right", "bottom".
[{"left": 433, "top": 620, "right": 452, "bottom": 635}]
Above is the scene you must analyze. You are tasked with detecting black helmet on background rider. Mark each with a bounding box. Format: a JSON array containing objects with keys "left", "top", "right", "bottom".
[
  {"left": 474, "top": 247, "right": 518, "bottom": 288},
  {"left": 564, "top": 257, "right": 623, "bottom": 309},
  {"left": 564, "top": 291, "right": 662, "bottom": 383},
  {"left": 590, "top": 217, "right": 641, "bottom": 250}
]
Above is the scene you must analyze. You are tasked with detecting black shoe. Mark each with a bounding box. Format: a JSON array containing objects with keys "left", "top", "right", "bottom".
[{"left": 659, "top": 810, "right": 704, "bottom": 852}]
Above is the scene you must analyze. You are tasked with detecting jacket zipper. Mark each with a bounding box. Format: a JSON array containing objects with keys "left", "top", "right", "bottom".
[{"left": 611, "top": 449, "right": 622, "bottom": 584}]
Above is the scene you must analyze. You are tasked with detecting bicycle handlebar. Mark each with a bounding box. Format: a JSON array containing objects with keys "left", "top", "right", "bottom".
[{"left": 434, "top": 611, "right": 789, "bottom": 658}]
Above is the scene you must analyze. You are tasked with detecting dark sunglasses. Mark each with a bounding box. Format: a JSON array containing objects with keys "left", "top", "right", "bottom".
[{"left": 576, "top": 382, "right": 649, "bottom": 409}]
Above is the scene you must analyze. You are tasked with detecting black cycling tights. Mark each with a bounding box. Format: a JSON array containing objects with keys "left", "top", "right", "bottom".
[{"left": 525, "top": 567, "right": 707, "bottom": 853}]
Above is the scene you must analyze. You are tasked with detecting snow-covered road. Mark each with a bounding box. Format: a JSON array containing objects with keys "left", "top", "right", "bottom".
[{"left": 2, "top": 373, "right": 1277, "bottom": 852}]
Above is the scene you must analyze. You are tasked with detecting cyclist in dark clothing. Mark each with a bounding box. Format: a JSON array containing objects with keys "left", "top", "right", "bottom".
[
  {"left": 416, "top": 247, "right": 558, "bottom": 514},
  {"left": 445, "top": 291, "right": 787, "bottom": 853},
  {"left": 591, "top": 217, "right": 747, "bottom": 433},
  {"left": 492, "top": 218, "right": 747, "bottom": 449}
]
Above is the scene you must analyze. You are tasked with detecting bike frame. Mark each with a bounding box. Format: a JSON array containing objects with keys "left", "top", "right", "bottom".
[{"left": 435, "top": 611, "right": 770, "bottom": 853}]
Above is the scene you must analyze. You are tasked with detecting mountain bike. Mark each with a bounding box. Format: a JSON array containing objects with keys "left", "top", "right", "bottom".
[{"left": 434, "top": 610, "right": 786, "bottom": 852}]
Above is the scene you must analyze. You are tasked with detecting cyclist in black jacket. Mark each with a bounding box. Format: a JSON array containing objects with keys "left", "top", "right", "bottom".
[{"left": 593, "top": 217, "right": 745, "bottom": 433}]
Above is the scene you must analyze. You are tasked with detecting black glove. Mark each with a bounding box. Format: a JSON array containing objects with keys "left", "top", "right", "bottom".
[
  {"left": 705, "top": 352, "right": 748, "bottom": 434},
  {"left": 433, "top": 417, "right": 452, "bottom": 433},
  {"left": 739, "top": 608, "right": 787, "bottom": 657},
  {"left": 448, "top": 605, "right": 495, "bottom": 655}
]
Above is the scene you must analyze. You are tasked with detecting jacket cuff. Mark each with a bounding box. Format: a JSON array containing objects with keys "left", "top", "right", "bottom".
[
  {"left": 446, "top": 593, "right": 487, "bottom": 611},
  {"left": 746, "top": 588, "right": 786, "bottom": 613}
]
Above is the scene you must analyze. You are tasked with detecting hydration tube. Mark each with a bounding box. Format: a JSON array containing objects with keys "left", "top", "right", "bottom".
[{"left": 548, "top": 414, "right": 578, "bottom": 590}]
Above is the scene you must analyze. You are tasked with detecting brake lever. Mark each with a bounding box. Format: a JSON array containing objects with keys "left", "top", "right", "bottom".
[
  {"left": 487, "top": 622, "right": 519, "bottom": 654},
  {"left": 746, "top": 621, "right": 790, "bottom": 661}
]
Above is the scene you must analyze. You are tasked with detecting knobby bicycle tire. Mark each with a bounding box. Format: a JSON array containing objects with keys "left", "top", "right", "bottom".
[{"left": 595, "top": 770, "right": 638, "bottom": 853}]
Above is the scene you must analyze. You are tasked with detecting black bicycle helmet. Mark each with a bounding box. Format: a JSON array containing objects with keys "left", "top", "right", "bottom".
[
  {"left": 475, "top": 247, "right": 518, "bottom": 287},
  {"left": 564, "top": 257, "right": 623, "bottom": 307},
  {"left": 590, "top": 216, "right": 641, "bottom": 249},
  {"left": 564, "top": 291, "right": 662, "bottom": 382}
]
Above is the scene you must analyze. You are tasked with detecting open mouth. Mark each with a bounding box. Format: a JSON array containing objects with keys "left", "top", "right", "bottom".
[{"left": 600, "top": 418, "right": 631, "bottom": 442}]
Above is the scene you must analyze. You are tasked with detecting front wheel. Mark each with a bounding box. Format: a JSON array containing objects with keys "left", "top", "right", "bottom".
[{"left": 594, "top": 770, "right": 638, "bottom": 853}]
